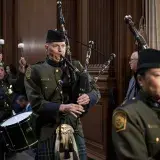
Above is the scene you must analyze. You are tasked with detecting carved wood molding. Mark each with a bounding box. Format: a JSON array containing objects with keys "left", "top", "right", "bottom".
[
  {"left": 87, "top": 64, "right": 116, "bottom": 95},
  {"left": 88, "top": 64, "right": 115, "bottom": 77},
  {"left": 85, "top": 138, "right": 104, "bottom": 150},
  {"left": 87, "top": 148, "right": 106, "bottom": 160},
  {"left": 82, "top": 100, "right": 107, "bottom": 160}
]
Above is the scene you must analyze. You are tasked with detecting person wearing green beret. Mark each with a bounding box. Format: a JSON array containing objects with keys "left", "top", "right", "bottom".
[
  {"left": 112, "top": 48, "right": 160, "bottom": 160},
  {"left": 25, "top": 29, "right": 101, "bottom": 160}
]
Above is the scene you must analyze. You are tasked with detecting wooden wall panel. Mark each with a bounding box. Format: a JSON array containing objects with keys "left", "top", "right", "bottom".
[
  {"left": 89, "top": 0, "right": 114, "bottom": 64},
  {"left": 81, "top": 66, "right": 116, "bottom": 160},
  {"left": 0, "top": 0, "right": 2, "bottom": 36},
  {"left": 61, "top": 0, "right": 77, "bottom": 59},
  {"left": 16, "top": 0, "right": 57, "bottom": 65},
  {"left": 82, "top": 72, "right": 110, "bottom": 160},
  {"left": 76, "top": 0, "right": 89, "bottom": 64},
  {"left": 2, "top": 0, "right": 15, "bottom": 65},
  {"left": 114, "top": 0, "right": 142, "bottom": 103},
  {"left": 0, "top": 0, "right": 2, "bottom": 53}
]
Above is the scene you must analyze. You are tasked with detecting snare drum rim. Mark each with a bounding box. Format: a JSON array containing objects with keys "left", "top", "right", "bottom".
[
  {"left": 0, "top": 111, "right": 33, "bottom": 128},
  {"left": 9, "top": 140, "right": 39, "bottom": 152}
]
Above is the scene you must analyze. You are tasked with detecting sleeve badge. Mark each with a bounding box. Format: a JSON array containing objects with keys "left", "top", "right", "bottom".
[
  {"left": 25, "top": 66, "right": 31, "bottom": 79},
  {"left": 113, "top": 110, "right": 127, "bottom": 132}
]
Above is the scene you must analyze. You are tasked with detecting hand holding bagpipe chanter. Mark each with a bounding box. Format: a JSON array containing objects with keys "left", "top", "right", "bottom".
[{"left": 60, "top": 42, "right": 116, "bottom": 109}]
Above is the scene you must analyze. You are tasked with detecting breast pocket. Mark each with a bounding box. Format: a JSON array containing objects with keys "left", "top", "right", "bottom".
[
  {"left": 41, "top": 78, "right": 57, "bottom": 99},
  {"left": 146, "top": 125, "right": 160, "bottom": 157}
]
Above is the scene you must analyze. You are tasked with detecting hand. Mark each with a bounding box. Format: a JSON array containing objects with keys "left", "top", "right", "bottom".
[
  {"left": 19, "top": 57, "right": 27, "bottom": 67},
  {"left": 77, "top": 94, "right": 90, "bottom": 105},
  {"left": 18, "top": 57, "right": 27, "bottom": 73},
  {"left": 18, "top": 65, "right": 26, "bottom": 73},
  {"left": 59, "top": 104, "right": 85, "bottom": 118}
]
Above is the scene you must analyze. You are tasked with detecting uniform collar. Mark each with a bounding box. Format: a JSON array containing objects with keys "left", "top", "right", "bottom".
[
  {"left": 46, "top": 57, "right": 65, "bottom": 67},
  {"left": 137, "top": 90, "right": 160, "bottom": 109}
]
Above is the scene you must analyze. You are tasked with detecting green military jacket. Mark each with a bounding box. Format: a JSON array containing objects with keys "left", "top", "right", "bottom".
[
  {"left": 112, "top": 91, "right": 160, "bottom": 160},
  {"left": 24, "top": 59, "right": 100, "bottom": 138}
]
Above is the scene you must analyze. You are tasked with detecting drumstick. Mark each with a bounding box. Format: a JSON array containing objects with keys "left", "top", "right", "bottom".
[
  {"left": 18, "top": 43, "right": 27, "bottom": 69},
  {"left": 18, "top": 43, "right": 24, "bottom": 57},
  {"left": 0, "top": 39, "right": 5, "bottom": 45},
  {"left": 0, "top": 39, "right": 5, "bottom": 57},
  {"left": 12, "top": 110, "right": 16, "bottom": 115}
]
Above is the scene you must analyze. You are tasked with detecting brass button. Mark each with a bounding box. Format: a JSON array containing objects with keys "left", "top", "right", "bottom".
[
  {"left": 156, "top": 137, "right": 159, "bottom": 142},
  {"left": 56, "top": 69, "right": 59, "bottom": 73}
]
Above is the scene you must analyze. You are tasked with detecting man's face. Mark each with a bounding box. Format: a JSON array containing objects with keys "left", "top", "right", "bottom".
[
  {"left": 45, "top": 42, "right": 66, "bottom": 62},
  {"left": 0, "top": 67, "right": 5, "bottom": 80},
  {"left": 129, "top": 52, "right": 138, "bottom": 72},
  {"left": 16, "top": 100, "right": 26, "bottom": 108},
  {"left": 138, "top": 68, "right": 160, "bottom": 100}
]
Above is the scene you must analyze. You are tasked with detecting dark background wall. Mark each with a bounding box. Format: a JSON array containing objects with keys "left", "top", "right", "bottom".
[
  {"left": 0, "top": 0, "right": 143, "bottom": 159},
  {"left": 16, "top": 0, "right": 57, "bottom": 64}
]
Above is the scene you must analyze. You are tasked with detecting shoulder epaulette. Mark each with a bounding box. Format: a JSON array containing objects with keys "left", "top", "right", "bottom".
[
  {"left": 120, "top": 97, "right": 138, "bottom": 107},
  {"left": 35, "top": 61, "right": 45, "bottom": 64}
]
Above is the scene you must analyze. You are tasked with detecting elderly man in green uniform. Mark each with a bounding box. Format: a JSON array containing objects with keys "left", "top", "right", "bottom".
[
  {"left": 112, "top": 48, "right": 160, "bottom": 160},
  {"left": 24, "top": 30, "right": 100, "bottom": 160}
]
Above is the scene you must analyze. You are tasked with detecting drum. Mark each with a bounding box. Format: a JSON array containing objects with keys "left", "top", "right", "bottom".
[{"left": 0, "top": 111, "right": 38, "bottom": 152}]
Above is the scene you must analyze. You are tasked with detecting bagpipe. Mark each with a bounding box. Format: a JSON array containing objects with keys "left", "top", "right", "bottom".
[
  {"left": 57, "top": 0, "right": 71, "bottom": 62},
  {"left": 57, "top": 0, "right": 90, "bottom": 102},
  {"left": 57, "top": 1, "right": 116, "bottom": 100},
  {"left": 94, "top": 53, "right": 116, "bottom": 82},
  {"left": 124, "top": 15, "right": 149, "bottom": 50}
]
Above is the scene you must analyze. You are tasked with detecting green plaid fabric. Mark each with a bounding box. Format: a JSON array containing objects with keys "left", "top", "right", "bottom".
[
  {"left": 35, "top": 133, "right": 87, "bottom": 160},
  {"left": 35, "top": 135, "right": 55, "bottom": 160}
]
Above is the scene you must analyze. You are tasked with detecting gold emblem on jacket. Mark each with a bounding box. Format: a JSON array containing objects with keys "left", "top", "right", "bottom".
[
  {"left": 25, "top": 67, "right": 31, "bottom": 79},
  {"left": 113, "top": 111, "right": 127, "bottom": 132}
]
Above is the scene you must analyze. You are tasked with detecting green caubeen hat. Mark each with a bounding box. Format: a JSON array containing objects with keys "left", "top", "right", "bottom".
[
  {"left": 46, "top": 30, "right": 65, "bottom": 43},
  {"left": 136, "top": 48, "right": 160, "bottom": 74}
]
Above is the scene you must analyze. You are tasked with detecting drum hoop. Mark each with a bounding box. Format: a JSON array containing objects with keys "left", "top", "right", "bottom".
[
  {"left": 9, "top": 140, "right": 38, "bottom": 152},
  {"left": 1, "top": 112, "right": 32, "bottom": 127}
]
